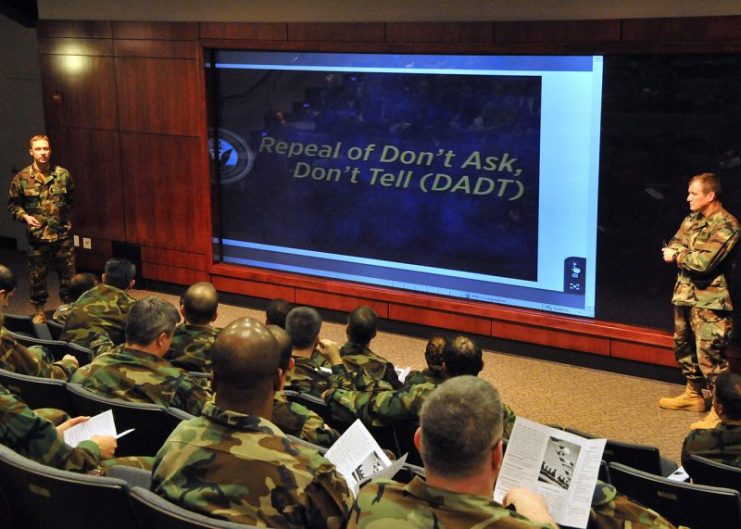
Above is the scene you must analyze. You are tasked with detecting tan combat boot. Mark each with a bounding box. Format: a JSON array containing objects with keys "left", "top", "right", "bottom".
[
  {"left": 31, "top": 305, "right": 46, "bottom": 324},
  {"left": 690, "top": 408, "right": 721, "bottom": 430},
  {"left": 658, "top": 379, "right": 708, "bottom": 412}
]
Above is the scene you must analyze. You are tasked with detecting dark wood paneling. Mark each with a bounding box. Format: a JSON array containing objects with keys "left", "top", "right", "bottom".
[
  {"left": 610, "top": 341, "right": 675, "bottom": 367},
  {"left": 493, "top": 321, "right": 611, "bottom": 356},
  {"left": 495, "top": 19, "right": 621, "bottom": 43},
  {"left": 38, "top": 37, "right": 113, "bottom": 56},
  {"left": 37, "top": 20, "right": 112, "bottom": 39},
  {"left": 112, "top": 21, "right": 198, "bottom": 40},
  {"left": 287, "top": 23, "right": 385, "bottom": 42},
  {"left": 199, "top": 22, "right": 287, "bottom": 40},
  {"left": 387, "top": 22, "right": 494, "bottom": 43},
  {"left": 623, "top": 15, "right": 741, "bottom": 42},
  {"left": 75, "top": 247, "right": 111, "bottom": 274},
  {"left": 114, "top": 40, "right": 197, "bottom": 59},
  {"left": 142, "top": 263, "right": 209, "bottom": 286},
  {"left": 115, "top": 57, "right": 202, "bottom": 136},
  {"left": 201, "top": 39, "right": 320, "bottom": 51},
  {"left": 40, "top": 55, "right": 118, "bottom": 131},
  {"left": 295, "top": 290, "right": 389, "bottom": 318},
  {"left": 389, "top": 305, "right": 491, "bottom": 336},
  {"left": 212, "top": 276, "right": 295, "bottom": 301},
  {"left": 120, "top": 133, "right": 210, "bottom": 252},
  {"left": 141, "top": 247, "right": 210, "bottom": 271},
  {"left": 46, "top": 127, "right": 126, "bottom": 242}
]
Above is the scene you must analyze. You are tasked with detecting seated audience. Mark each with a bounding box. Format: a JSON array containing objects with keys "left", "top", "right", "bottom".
[
  {"left": 284, "top": 306, "right": 335, "bottom": 396},
  {"left": 0, "top": 382, "right": 116, "bottom": 472},
  {"left": 60, "top": 258, "right": 137, "bottom": 355},
  {"left": 348, "top": 376, "right": 677, "bottom": 529},
  {"left": 266, "top": 298, "right": 294, "bottom": 328},
  {"left": 164, "top": 282, "right": 221, "bottom": 372},
  {"left": 151, "top": 317, "right": 352, "bottom": 529},
  {"left": 681, "top": 370, "right": 741, "bottom": 471},
  {"left": 340, "top": 305, "right": 401, "bottom": 389},
  {"left": 71, "top": 297, "right": 209, "bottom": 416},
  {"left": 0, "top": 264, "right": 78, "bottom": 379},
  {"left": 52, "top": 272, "right": 98, "bottom": 324},
  {"left": 403, "top": 335, "right": 448, "bottom": 387},
  {"left": 270, "top": 324, "right": 341, "bottom": 448}
]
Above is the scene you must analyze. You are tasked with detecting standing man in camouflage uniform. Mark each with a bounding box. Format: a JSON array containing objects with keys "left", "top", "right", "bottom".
[
  {"left": 8, "top": 135, "right": 75, "bottom": 323},
  {"left": 659, "top": 173, "right": 740, "bottom": 429}
]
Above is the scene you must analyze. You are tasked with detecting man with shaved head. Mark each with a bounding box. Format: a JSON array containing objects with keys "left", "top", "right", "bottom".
[
  {"left": 152, "top": 317, "right": 352, "bottom": 529},
  {"left": 165, "top": 281, "right": 221, "bottom": 372}
]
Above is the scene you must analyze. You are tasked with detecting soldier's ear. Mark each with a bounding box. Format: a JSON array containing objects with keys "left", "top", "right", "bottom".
[
  {"left": 413, "top": 426, "right": 422, "bottom": 452},
  {"left": 274, "top": 368, "right": 286, "bottom": 391},
  {"left": 491, "top": 439, "right": 504, "bottom": 472}
]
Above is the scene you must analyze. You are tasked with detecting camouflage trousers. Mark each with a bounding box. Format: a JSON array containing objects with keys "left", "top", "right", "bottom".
[
  {"left": 673, "top": 305, "right": 731, "bottom": 383},
  {"left": 28, "top": 236, "right": 76, "bottom": 306}
]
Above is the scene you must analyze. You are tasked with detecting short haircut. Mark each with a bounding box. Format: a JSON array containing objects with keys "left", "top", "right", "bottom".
[
  {"left": 266, "top": 298, "right": 294, "bottom": 328},
  {"left": 0, "top": 265, "right": 17, "bottom": 294},
  {"left": 420, "top": 376, "right": 503, "bottom": 478},
  {"left": 715, "top": 370, "right": 741, "bottom": 420},
  {"left": 29, "top": 134, "right": 50, "bottom": 148},
  {"left": 181, "top": 282, "right": 218, "bottom": 325},
  {"left": 690, "top": 172, "right": 721, "bottom": 198},
  {"left": 213, "top": 317, "right": 279, "bottom": 393},
  {"left": 69, "top": 273, "right": 98, "bottom": 301},
  {"left": 425, "top": 335, "right": 447, "bottom": 373},
  {"left": 268, "top": 324, "right": 293, "bottom": 370},
  {"left": 443, "top": 335, "right": 483, "bottom": 377},
  {"left": 125, "top": 297, "right": 179, "bottom": 346},
  {"left": 346, "top": 305, "right": 378, "bottom": 344},
  {"left": 285, "top": 306, "right": 322, "bottom": 349},
  {"left": 104, "top": 258, "right": 136, "bottom": 290}
]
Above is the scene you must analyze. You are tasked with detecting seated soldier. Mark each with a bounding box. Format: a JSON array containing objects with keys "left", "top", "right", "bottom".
[
  {"left": 52, "top": 272, "right": 98, "bottom": 324},
  {"left": 269, "top": 324, "right": 341, "bottom": 448},
  {"left": 151, "top": 317, "right": 352, "bottom": 529},
  {"left": 340, "top": 305, "right": 401, "bottom": 390},
  {"left": 1, "top": 382, "right": 116, "bottom": 472},
  {"left": 0, "top": 264, "right": 78, "bottom": 380},
  {"left": 681, "top": 370, "right": 741, "bottom": 472},
  {"left": 324, "top": 335, "right": 516, "bottom": 437},
  {"left": 403, "top": 335, "right": 448, "bottom": 388},
  {"left": 164, "top": 282, "right": 221, "bottom": 372},
  {"left": 71, "top": 297, "right": 210, "bottom": 416},
  {"left": 349, "top": 376, "right": 678, "bottom": 529},
  {"left": 284, "top": 306, "right": 334, "bottom": 396},
  {"left": 265, "top": 298, "right": 294, "bottom": 328},
  {"left": 60, "top": 258, "right": 136, "bottom": 355}
]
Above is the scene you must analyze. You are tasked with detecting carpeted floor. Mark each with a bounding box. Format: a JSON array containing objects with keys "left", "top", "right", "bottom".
[{"left": 0, "top": 248, "right": 695, "bottom": 464}]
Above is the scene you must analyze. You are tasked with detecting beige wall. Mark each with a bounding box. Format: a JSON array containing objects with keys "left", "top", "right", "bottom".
[{"left": 36, "top": 0, "right": 741, "bottom": 22}]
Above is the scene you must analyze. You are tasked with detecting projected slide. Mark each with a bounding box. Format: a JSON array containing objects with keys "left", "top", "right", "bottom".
[{"left": 209, "top": 52, "right": 602, "bottom": 317}]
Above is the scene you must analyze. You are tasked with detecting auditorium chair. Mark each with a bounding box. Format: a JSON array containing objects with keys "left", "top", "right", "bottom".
[
  {"left": 0, "top": 366, "right": 72, "bottom": 412},
  {"left": 3, "top": 313, "right": 48, "bottom": 339},
  {"left": 7, "top": 331, "right": 93, "bottom": 366},
  {"left": 686, "top": 454, "right": 741, "bottom": 493},
  {"left": 45, "top": 319, "right": 64, "bottom": 340}
]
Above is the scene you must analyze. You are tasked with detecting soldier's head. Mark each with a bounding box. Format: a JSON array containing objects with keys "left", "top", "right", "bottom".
[
  {"left": 28, "top": 135, "right": 51, "bottom": 168},
  {"left": 268, "top": 324, "right": 294, "bottom": 373},
  {"left": 180, "top": 282, "right": 218, "bottom": 325},
  {"left": 0, "top": 265, "right": 17, "bottom": 308},
  {"left": 714, "top": 370, "right": 741, "bottom": 421},
  {"left": 346, "top": 305, "right": 378, "bottom": 345},
  {"left": 69, "top": 272, "right": 98, "bottom": 301},
  {"left": 125, "top": 297, "right": 180, "bottom": 355},
  {"left": 103, "top": 258, "right": 136, "bottom": 291},
  {"left": 443, "top": 335, "right": 484, "bottom": 378},
  {"left": 416, "top": 376, "right": 504, "bottom": 486},
  {"left": 688, "top": 173, "right": 721, "bottom": 214},
  {"left": 265, "top": 298, "right": 293, "bottom": 328},
  {"left": 213, "top": 317, "right": 280, "bottom": 414},
  {"left": 425, "top": 335, "right": 448, "bottom": 375},
  {"left": 285, "top": 306, "right": 322, "bottom": 350}
]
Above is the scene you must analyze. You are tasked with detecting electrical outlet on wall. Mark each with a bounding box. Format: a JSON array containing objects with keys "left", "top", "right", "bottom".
[
  {"left": 82, "top": 237, "right": 92, "bottom": 250},
  {"left": 73, "top": 235, "right": 80, "bottom": 247}
]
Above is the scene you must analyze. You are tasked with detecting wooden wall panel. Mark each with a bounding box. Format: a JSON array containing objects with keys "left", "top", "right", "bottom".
[
  {"left": 386, "top": 22, "right": 494, "bottom": 43},
  {"left": 141, "top": 247, "right": 210, "bottom": 270},
  {"left": 389, "top": 305, "right": 491, "bottom": 336},
  {"left": 294, "top": 290, "right": 389, "bottom": 317},
  {"left": 622, "top": 16, "right": 741, "bottom": 42},
  {"left": 611, "top": 341, "right": 676, "bottom": 367},
  {"left": 39, "top": 54, "right": 118, "bottom": 130},
  {"left": 141, "top": 263, "right": 209, "bottom": 286},
  {"left": 112, "top": 21, "right": 198, "bottom": 40},
  {"left": 495, "top": 19, "right": 621, "bottom": 43},
  {"left": 114, "top": 40, "right": 197, "bottom": 59},
  {"left": 38, "top": 37, "right": 113, "bottom": 56},
  {"left": 119, "top": 133, "right": 210, "bottom": 252},
  {"left": 199, "top": 22, "right": 287, "bottom": 40},
  {"left": 37, "top": 20, "right": 112, "bottom": 39},
  {"left": 115, "top": 57, "right": 202, "bottom": 136},
  {"left": 212, "top": 275, "right": 295, "bottom": 301},
  {"left": 287, "top": 23, "right": 385, "bottom": 42},
  {"left": 493, "top": 321, "right": 611, "bottom": 356}
]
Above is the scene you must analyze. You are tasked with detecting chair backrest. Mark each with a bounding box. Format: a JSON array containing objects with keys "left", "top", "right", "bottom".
[
  {"left": 392, "top": 420, "right": 422, "bottom": 466},
  {"left": 286, "top": 391, "right": 353, "bottom": 433},
  {"left": 64, "top": 342, "right": 94, "bottom": 366},
  {"left": 0, "top": 444, "right": 138, "bottom": 529},
  {"left": 0, "top": 367, "right": 72, "bottom": 412},
  {"left": 3, "top": 313, "right": 43, "bottom": 338},
  {"left": 65, "top": 383, "right": 183, "bottom": 457},
  {"left": 130, "top": 486, "right": 259, "bottom": 529},
  {"left": 686, "top": 454, "right": 741, "bottom": 493},
  {"left": 46, "top": 320, "right": 65, "bottom": 340},
  {"left": 608, "top": 461, "right": 741, "bottom": 529}
]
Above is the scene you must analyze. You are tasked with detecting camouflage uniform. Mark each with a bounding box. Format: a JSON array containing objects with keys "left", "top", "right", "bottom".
[
  {"left": 348, "top": 477, "right": 676, "bottom": 529},
  {"left": 151, "top": 401, "right": 352, "bottom": 529},
  {"left": 0, "top": 325, "right": 77, "bottom": 380},
  {"left": 273, "top": 390, "right": 341, "bottom": 448},
  {"left": 8, "top": 163, "right": 75, "bottom": 305},
  {"left": 70, "top": 344, "right": 210, "bottom": 416},
  {"left": 402, "top": 368, "right": 446, "bottom": 389},
  {"left": 340, "top": 342, "right": 402, "bottom": 390},
  {"left": 285, "top": 353, "right": 332, "bottom": 397},
  {"left": 680, "top": 422, "right": 741, "bottom": 470},
  {"left": 667, "top": 208, "right": 740, "bottom": 382},
  {"left": 0, "top": 383, "right": 100, "bottom": 472},
  {"left": 164, "top": 323, "right": 221, "bottom": 372},
  {"left": 60, "top": 283, "right": 136, "bottom": 354}
]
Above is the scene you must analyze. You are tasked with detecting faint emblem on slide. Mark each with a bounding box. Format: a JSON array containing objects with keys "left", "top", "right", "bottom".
[{"left": 208, "top": 128, "right": 254, "bottom": 185}]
